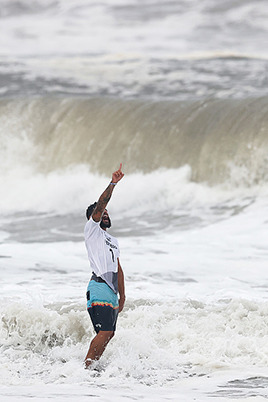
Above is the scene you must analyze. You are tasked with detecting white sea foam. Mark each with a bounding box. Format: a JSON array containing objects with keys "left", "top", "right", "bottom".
[
  {"left": 0, "top": 296, "right": 267, "bottom": 397},
  {"left": 0, "top": 164, "right": 266, "bottom": 217}
]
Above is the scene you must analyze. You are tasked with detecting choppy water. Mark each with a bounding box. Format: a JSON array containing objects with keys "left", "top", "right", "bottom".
[
  {"left": 1, "top": 0, "right": 268, "bottom": 100},
  {"left": 0, "top": 0, "right": 268, "bottom": 401}
]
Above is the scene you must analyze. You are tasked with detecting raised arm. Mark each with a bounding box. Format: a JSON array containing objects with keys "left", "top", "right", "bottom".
[{"left": 92, "top": 163, "right": 124, "bottom": 222}]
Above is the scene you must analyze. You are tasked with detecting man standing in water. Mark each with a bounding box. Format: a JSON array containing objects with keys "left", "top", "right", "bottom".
[{"left": 84, "top": 164, "right": 125, "bottom": 368}]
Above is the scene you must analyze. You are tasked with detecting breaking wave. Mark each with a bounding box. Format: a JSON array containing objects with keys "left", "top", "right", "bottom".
[{"left": 1, "top": 96, "right": 268, "bottom": 185}]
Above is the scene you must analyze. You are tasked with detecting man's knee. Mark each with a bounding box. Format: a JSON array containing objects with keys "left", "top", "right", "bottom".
[
  {"left": 100, "top": 330, "right": 114, "bottom": 341},
  {"left": 90, "top": 330, "right": 114, "bottom": 348}
]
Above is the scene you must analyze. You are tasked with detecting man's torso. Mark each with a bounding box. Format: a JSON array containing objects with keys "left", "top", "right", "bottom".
[{"left": 84, "top": 218, "right": 120, "bottom": 293}]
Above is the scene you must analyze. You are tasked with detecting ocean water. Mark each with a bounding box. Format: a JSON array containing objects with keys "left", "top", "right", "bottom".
[{"left": 0, "top": 0, "right": 268, "bottom": 401}]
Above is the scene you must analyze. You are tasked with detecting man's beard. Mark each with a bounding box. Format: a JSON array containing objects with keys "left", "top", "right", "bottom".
[{"left": 100, "top": 217, "right": 111, "bottom": 229}]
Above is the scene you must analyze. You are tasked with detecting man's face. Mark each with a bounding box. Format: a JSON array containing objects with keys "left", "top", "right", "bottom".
[{"left": 100, "top": 209, "right": 111, "bottom": 229}]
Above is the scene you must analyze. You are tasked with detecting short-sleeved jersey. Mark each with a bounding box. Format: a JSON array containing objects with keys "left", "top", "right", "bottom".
[{"left": 84, "top": 217, "right": 120, "bottom": 293}]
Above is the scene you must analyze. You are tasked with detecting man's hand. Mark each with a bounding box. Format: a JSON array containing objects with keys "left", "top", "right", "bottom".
[{"left": 112, "top": 163, "right": 124, "bottom": 184}]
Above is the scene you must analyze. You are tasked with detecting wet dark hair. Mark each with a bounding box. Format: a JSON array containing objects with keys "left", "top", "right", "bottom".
[{"left": 86, "top": 202, "right": 97, "bottom": 220}]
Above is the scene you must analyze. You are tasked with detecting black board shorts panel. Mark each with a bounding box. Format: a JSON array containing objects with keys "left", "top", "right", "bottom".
[{"left": 88, "top": 305, "right": 119, "bottom": 333}]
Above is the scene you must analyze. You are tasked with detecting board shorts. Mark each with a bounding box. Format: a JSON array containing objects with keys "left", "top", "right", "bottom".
[{"left": 86, "top": 279, "right": 119, "bottom": 334}]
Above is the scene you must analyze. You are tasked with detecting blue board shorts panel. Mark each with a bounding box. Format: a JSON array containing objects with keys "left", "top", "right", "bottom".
[{"left": 86, "top": 280, "right": 119, "bottom": 333}]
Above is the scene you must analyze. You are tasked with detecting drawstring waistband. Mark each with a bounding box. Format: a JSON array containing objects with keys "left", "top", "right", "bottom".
[{"left": 91, "top": 272, "right": 106, "bottom": 283}]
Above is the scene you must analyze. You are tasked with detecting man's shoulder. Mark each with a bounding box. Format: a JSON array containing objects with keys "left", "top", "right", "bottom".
[{"left": 84, "top": 217, "right": 101, "bottom": 236}]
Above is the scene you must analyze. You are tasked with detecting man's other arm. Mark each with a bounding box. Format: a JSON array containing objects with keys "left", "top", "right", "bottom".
[{"left": 118, "top": 258, "right": 125, "bottom": 313}]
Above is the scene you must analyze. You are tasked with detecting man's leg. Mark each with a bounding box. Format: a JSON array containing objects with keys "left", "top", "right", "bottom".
[{"left": 85, "top": 330, "right": 114, "bottom": 368}]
